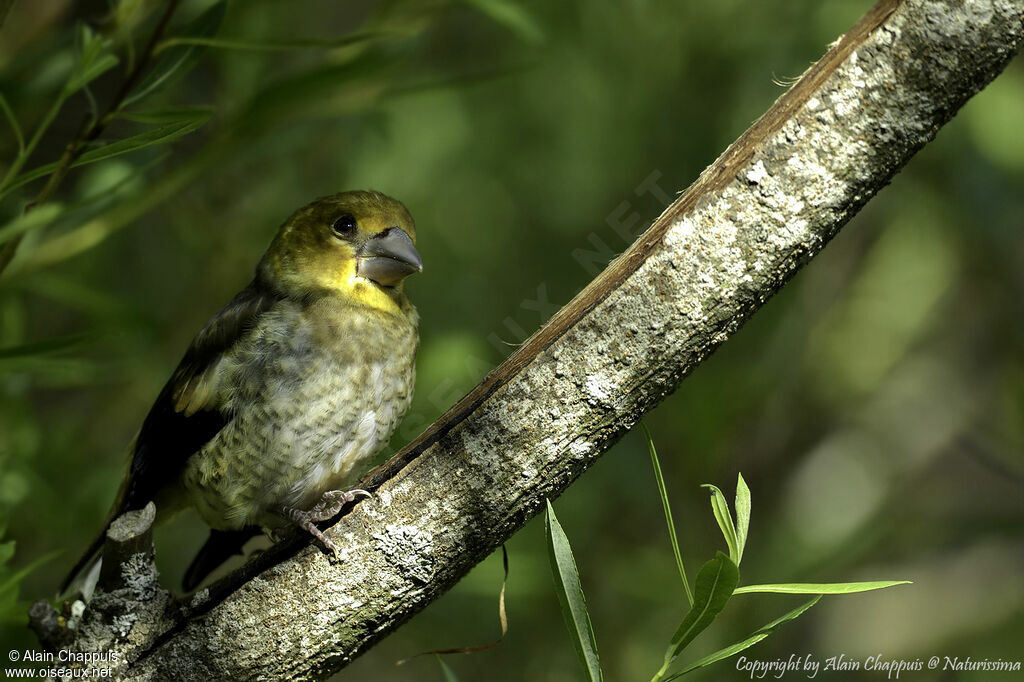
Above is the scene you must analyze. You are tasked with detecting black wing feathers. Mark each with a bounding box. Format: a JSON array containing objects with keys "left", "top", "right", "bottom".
[
  {"left": 119, "top": 281, "right": 277, "bottom": 515},
  {"left": 60, "top": 281, "right": 277, "bottom": 594}
]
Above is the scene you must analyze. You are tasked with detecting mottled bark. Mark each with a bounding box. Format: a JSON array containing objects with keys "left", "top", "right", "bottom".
[{"left": 31, "top": 0, "right": 1024, "bottom": 679}]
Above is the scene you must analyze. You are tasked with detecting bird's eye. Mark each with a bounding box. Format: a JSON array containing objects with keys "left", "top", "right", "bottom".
[{"left": 331, "top": 213, "right": 357, "bottom": 238}]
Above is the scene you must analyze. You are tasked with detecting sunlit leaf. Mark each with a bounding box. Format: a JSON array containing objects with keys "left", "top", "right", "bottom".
[
  {"left": 435, "top": 655, "right": 460, "bottom": 682},
  {"left": 462, "top": 0, "right": 544, "bottom": 44},
  {"left": 733, "top": 581, "right": 912, "bottom": 595},
  {"left": 545, "top": 499, "right": 603, "bottom": 682},
  {"left": 0, "top": 204, "right": 63, "bottom": 246},
  {"left": 63, "top": 23, "right": 119, "bottom": 96},
  {"left": 14, "top": 146, "right": 206, "bottom": 272},
  {"left": 7, "top": 112, "right": 211, "bottom": 191},
  {"left": 701, "top": 484, "right": 739, "bottom": 565},
  {"left": 642, "top": 423, "right": 692, "bottom": 606},
  {"left": 665, "top": 597, "right": 821, "bottom": 679},
  {"left": 734, "top": 473, "right": 750, "bottom": 564},
  {"left": 661, "top": 552, "right": 739, "bottom": 669}
]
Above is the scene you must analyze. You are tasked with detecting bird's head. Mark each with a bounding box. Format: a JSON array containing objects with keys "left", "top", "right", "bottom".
[{"left": 258, "top": 190, "right": 422, "bottom": 314}]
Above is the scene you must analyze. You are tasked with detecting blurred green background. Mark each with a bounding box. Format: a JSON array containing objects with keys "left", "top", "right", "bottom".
[{"left": 1, "top": 1, "right": 1022, "bottom": 680}]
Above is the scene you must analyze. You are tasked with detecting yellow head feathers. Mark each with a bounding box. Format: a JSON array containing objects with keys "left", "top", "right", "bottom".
[{"left": 257, "top": 190, "right": 422, "bottom": 313}]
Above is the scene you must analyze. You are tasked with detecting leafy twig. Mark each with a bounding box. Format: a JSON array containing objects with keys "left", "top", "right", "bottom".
[
  {"left": 0, "top": 0, "right": 184, "bottom": 277},
  {"left": 153, "top": 30, "right": 392, "bottom": 54},
  {"left": 0, "top": 95, "right": 24, "bottom": 154},
  {"left": 642, "top": 423, "right": 693, "bottom": 606}
]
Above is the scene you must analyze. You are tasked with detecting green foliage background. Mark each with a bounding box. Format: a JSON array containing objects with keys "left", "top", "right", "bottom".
[{"left": 1, "top": 1, "right": 1021, "bottom": 679}]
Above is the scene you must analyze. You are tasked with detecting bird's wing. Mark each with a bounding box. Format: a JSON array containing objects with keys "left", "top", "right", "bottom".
[
  {"left": 119, "top": 281, "right": 279, "bottom": 514},
  {"left": 60, "top": 282, "right": 277, "bottom": 595}
]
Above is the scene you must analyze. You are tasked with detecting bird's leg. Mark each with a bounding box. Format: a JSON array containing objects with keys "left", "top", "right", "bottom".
[
  {"left": 280, "top": 506, "right": 341, "bottom": 560},
  {"left": 308, "top": 489, "right": 371, "bottom": 522},
  {"left": 280, "top": 489, "right": 371, "bottom": 560}
]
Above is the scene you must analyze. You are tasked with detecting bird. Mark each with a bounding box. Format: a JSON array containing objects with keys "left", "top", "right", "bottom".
[{"left": 61, "top": 189, "right": 422, "bottom": 594}]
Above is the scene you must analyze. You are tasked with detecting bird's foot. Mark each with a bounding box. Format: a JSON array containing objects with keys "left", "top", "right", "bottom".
[
  {"left": 280, "top": 489, "right": 371, "bottom": 561},
  {"left": 309, "top": 488, "right": 371, "bottom": 522}
]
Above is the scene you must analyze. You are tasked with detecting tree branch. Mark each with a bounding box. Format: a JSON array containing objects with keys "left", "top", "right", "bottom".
[{"left": 33, "top": 0, "right": 1023, "bottom": 678}]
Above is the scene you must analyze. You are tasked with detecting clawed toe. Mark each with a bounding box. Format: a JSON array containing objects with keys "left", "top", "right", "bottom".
[
  {"left": 308, "top": 488, "right": 371, "bottom": 522},
  {"left": 280, "top": 488, "right": 372, "bottom": 560}
]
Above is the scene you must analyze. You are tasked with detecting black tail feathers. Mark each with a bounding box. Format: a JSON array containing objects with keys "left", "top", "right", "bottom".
[{"left": 182, "top": 527, "right": 261, "bottom": 591}]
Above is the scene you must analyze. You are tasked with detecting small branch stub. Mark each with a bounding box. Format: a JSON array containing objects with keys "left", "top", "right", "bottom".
[
  {"left": 29, "top": 502, "right": 173, "bottom": 676},
  {"left": 99, "top": 503, "right": 157, "bottom": 593}
]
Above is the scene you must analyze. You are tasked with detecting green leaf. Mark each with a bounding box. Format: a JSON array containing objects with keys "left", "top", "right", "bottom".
[
  {"left": 0, "top": 356, "right": 100, "bottom": 384},
  {"left": 734, "top": 473, "right": 751, "bottom": 564},
  {"left": 0, "top": 536, "right": 16, "bottom": 625},
  {"left": 0, "top": 334, "right": 94, "bottom": 382},
  {"left": 117, "top": 105, "right": 216, "bottom": 124},
  {"left": 656, "top": 552, "right": 740, "bottom": 679},
  {"left": 0, "top": 550, "right": 60, "bottom": 625},
  {"left": 664, "top": 597, "right": 822, "bottom": 679},
  {"left": 154, "top": 29, "right": 393, "bottom": 53},
  {"left": 238, "top": 54, "right": 392, "bottom": 127},
  {"left": 0, "top": 335, "right": 95, "bottom": 382},
  {"left": 64, "top": 53, "right": 119, "bottom": 96},
  {"left": 6, "top": 112, "right": 211, "bottom": 192},
  {"left": 0, "top": 94, "right": 25, "bottom": 153},
  {"left": 733, "top": 581, "right": 912, "bottom": 595},
  {"left": 435, "top": 655, "right": 460, "bottom": 682},
  {"left": 123, "top": 1, "right": 228, "bottom": 107},
  {"left": 462, "top": 0, "right": 544, "bottom": 44},
  {"left": 0, "top": 524, "right": 60, "bottom": 626},
  {"left": 0, "top": 22, "right": 116, "bottom": 196},
  {"left": 20, "top": 272, "right": 140, "bottom": 319},
  {"left": 0, "top": 551, "right": 60, "bottom": 596},
  {"left": 545, "top": 499, "right": 603, "bottom": 682},
  {"left": 0, "top": 203, "right": 63, "bottom": 246},
  {"left": 74, "top": 110, "right": 212, "bottom": 165},
  {"left": 641, "top": 423, "right": 692, "bottom": 606},
  {"left": 64, "top": 23, "right": 119, "bottom": 96},
  {"left": 702, "top": 484, "right": 739, "bottom": 565},
  {"left": 0, "top": 334, "right": 87, "bottom": 360}
]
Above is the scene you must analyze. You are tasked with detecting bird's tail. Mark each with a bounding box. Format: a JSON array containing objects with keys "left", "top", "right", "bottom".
[
  {"left": 183, "top": 527, "right": 262, "bottom": 591},
  {"left": 59, "top": 531, "right": 107, "bottom": 598},
  {"left": 59, "top": 457, "right": 135, "bottom": 597}
]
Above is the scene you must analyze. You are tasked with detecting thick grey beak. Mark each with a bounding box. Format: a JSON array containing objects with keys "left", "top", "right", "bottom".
[{"left": 356, "top": 227, "right": 423, "bottom": 287}]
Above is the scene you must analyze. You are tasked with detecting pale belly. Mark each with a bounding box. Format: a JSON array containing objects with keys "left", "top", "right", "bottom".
[{"left": 180, "top": 304, "right": 416, "bottom": 530}]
